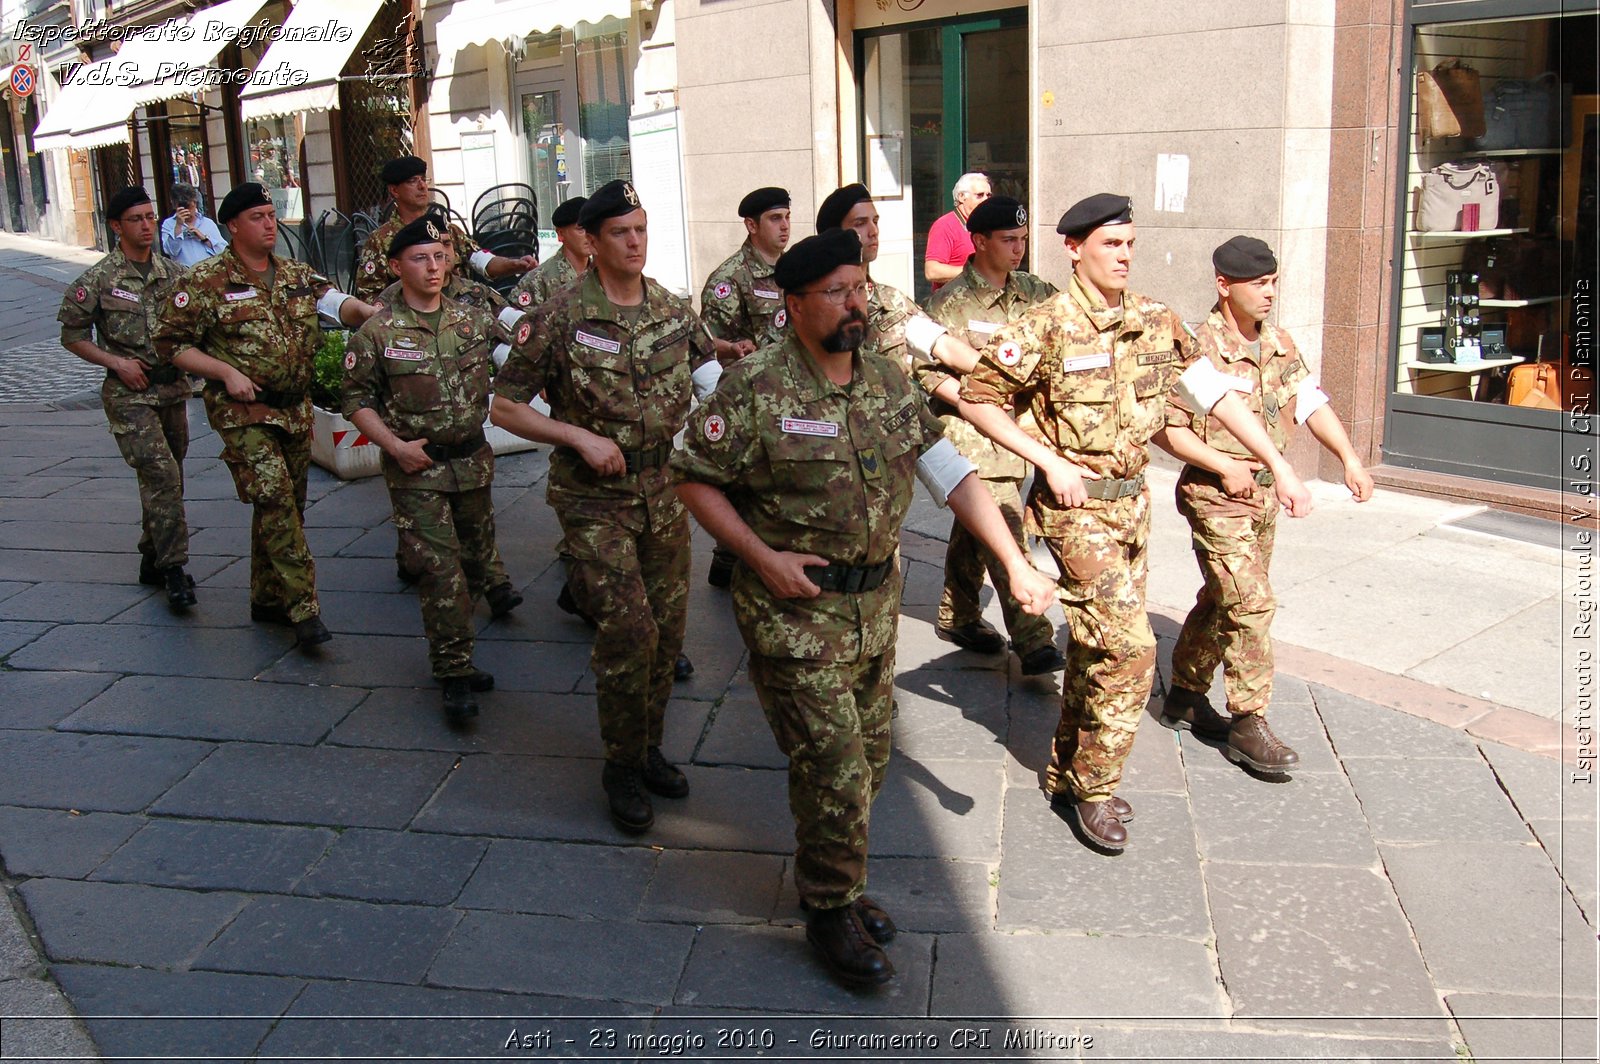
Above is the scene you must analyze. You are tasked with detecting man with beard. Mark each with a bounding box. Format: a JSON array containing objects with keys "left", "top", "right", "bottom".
[{"left": 673, "top": 229, "right": 1056, "bottom": 988}]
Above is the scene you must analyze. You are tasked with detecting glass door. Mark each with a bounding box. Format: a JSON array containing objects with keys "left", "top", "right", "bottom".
[{"left": 521, "top": 88, "right": 570, "bottom": 232}]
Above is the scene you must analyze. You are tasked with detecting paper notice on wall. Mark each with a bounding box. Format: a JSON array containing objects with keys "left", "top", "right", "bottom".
[
  {"left": 1155, "top": 153, "right": 1189, "bottom": 213},
  {"left": 627, "top": 108, "right": 691, "bottom": 297}
]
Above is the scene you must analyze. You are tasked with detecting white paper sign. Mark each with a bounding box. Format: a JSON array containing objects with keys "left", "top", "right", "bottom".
[{"left": 1155, "top": 153, "right": 1189, "bottom": 214}]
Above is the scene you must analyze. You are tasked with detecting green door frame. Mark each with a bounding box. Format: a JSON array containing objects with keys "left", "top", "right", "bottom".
[{"left": 938, "top": 15, "right": 1009, "bottom": 199}]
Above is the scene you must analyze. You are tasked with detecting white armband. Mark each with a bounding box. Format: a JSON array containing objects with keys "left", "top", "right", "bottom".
[
  {"left": 317, "top": 290, "right": 352, "bottom": 321},
  {"left": 915, "top": 437, "right": 976, "bottom": 507},
  {"left": 691, "top": 359, "right": 723, "bottom": 401},
  {"left": 491, "top": 343, "right": 511, "bottom": 369},
  {"left": 1175, "top": 359, "right": 1252, "bottom": 416},
  {"left": 904, "top": 312, "right": 949, "bottom": 362},
  {"left": 469, "top": 249, "right": 496, "bottom": 275},
  {"left": 1295, "top": 376, "right": 1331, "bottom": 423},
  {"left": 497, "top": 307, "right": 525, "bottom": 331}
]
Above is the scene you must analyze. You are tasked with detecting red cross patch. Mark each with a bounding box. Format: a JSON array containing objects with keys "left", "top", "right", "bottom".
[
  {"left": 344, "top": 351, "right": 356, "bottom": 371},
  {"left": 774, "top": 308, "right": 787, "bottom": 329},
  {"left": 703, "top": 414, "right": 727, "bottom": 442},
  {"left": 173, "top": 291, "right": 190, "bottom": 309},
  {"left": 74, "top": 286, "right": 87, "bottom": 303},
  {"left": 996, "top": 340, "right": 1022, "bottom": 367},
  {"left": 517, "top": 290, "right": 532, "bottom": 306},
  {"left": 363, "top": 260, "right": 376, "bottom": 274},
  {"left": 713, "top": 281, "right": 733, "bottom": 300},
  {"left": 516, "top": 321, "right": 532, "bottom": 345}
]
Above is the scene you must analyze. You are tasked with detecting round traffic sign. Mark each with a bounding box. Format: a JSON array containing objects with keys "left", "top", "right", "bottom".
[{"left": 9, "top": 64, "right": 35, "bottom": 97}]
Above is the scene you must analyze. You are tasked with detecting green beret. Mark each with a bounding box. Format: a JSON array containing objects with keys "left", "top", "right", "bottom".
[
  {"left": 577, "top": 181, "right": 643, "bottom": 230},
  {"left": 1056, "top": 193, "right": 1133, "bottom": 237},
  {"left": 773, "top": 229, "right": 862, "bottom": 292},
  {"left": 1213, "top": 235, "right": 1278, "bottom": 279},
  {"left": 105, "top": 185, "right": 151, "bottom": 222},
  {"left": 815, "top": 183, "right": 872, "bottom": 232},
  {"left": 967, "top": 196, "right": 1027, "bottom": 235},
  {"left": 218, "top": 183, "right": 272, "bottom": 225}
]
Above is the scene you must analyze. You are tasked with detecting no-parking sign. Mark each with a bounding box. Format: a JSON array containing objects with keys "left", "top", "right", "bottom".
[{"left": 9, "top": 64, "right": 35, "bottom": 97}]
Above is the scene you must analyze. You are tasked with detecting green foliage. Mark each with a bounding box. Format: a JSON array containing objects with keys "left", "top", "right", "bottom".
[{"left": 312, "top": 329, "right": 349, "bottom": 409}]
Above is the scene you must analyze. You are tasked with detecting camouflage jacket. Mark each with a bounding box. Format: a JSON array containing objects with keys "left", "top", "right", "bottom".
[
  {"left": 1166, "top": 306, "right": 1310, "bottom": 458},
  {"left": 672, "top": 334, "right": 945, "bottom": 662},
  {"left": 58, "top": 247, "right": 188, "bottom": 406},
  {"left": 863, "top": 279, "right": 918, "bottom": 366},
  {"left": 375, "top": 273, "right": 512, "bottom": 318},
  {"left": 699, "top": 239, "right": 786, "bottom": 356},
  {"left": 343, "top": 294, "right": 506, "bottom": 492},
  {"left": 354, "top": 216, "right": 484, "bottom": 304},
  {"left": 152, "top": 247, "right": 338, "bottom": 433},
  {"left": 509, "top": 249, "right": 583, "bottom": 312},
  {"left": 960, "top": 274, "right": 1188, "bottom": 536},
  {"left": 920, "top": 262, "right": 1057, "bottom": 480},
  {"left": 495, "top": 269, "right": 716, "bottom": 526}
]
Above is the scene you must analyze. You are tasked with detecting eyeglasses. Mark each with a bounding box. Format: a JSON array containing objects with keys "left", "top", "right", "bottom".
[{"left": 797, "top": 281, "right": 869, "bottom": 305}]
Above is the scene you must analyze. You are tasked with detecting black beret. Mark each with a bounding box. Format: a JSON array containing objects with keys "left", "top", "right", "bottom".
[
  {"left": 551, "top": 196, "right": 587, "bottom": 229},
  {"left": 1055, "top": 193, "right": 1133, "bottom": 237},
  {"left": 1213, "top": 235, "right": 1278, "bottom": 279},
  {"left": 578, "top": 180, "right": 643, "bottom": 229},
  {"left": 738, "top": 186, "right": 790, "bottom": 220},
  {"left": 967, "top": 195, "right": 1028, "bottom": 235},
  {"left": 381, "top": 155, "right": 427, "bottom": 186},
  {"left": 815, "top": 183, "right": 872, "bottom": 232},
  {"left": 387, "top": 214, "right": 450, "bottom": 259},
  {"left": 217, "top": 183, "right": 273, "bottom": 225},
  {"left": 773, "top": 228, "right": 862, "bottom": 292},
  {"left": 105, "top": 185, "right": 151, "bottom": 222}
]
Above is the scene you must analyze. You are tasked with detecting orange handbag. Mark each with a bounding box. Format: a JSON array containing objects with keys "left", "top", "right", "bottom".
[{"left": 1508, "top": 362, "right": 1594, "bottom": 411}]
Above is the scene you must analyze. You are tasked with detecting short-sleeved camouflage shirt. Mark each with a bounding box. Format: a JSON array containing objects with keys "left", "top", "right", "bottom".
[
  {"left": 495, "top": 269, "right": 716, "bottom": 527},
  {"left": 960, "top": 274, "right": 1188, "bottom": 537},
  {"left": 508, "top": 250, "right": 583, "bottom": 312},
  {"left": 342, "top": 293, "right": 508, "bottom": 492},
  {"left": 58, "top": 247, "right": 188, "bottom": 406},
  {"left": 152, "top": 247, "right": 337, "bottom": 433},
  {"left": 672, "top": 334, "right": 945, "bottom": 662},
  {"left": 1165, "top": 306, "right": 1310, "bottom": 457},
  {"left": 920, "top": 262, "right": 1057, "bottom": 479},
  {"left": 354, "top": 216, "right": 484, "bottom": 304},
  {"left": 699, "top": 239, "right": 786, "bottom": 355}
]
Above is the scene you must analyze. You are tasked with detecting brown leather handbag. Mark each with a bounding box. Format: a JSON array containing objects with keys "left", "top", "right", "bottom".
[
  {"left": 1417, "top": 59, "right": 1486, "bottom": 141},
  {"left": 1508, "top": 362, "right": 1594, "bottom": 411}
]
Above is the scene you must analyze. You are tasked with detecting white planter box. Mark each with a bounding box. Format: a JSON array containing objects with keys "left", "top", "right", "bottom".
[{"left": 311, "top": 396, "right": 538, "bottom": 480}]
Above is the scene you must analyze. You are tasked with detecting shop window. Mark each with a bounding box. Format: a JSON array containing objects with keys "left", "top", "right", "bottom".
[
  {"left": 575, "top": 22, "right": 632, "bottom": 191},
  {"left": 244, "top": 113, "right": 305, "bottom": 224}
]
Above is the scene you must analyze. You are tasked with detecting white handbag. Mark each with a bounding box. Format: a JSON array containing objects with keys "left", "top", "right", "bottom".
[{"left": 1417, "top": 162, "right": 1500, "bottom": 232}]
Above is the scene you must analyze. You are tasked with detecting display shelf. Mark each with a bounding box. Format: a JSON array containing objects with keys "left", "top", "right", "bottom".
[
  {"left": 1401, "top": 356, "right": 1524, "bottom": 373},
  {"left": 1480, "top": 296, "right": 1562, "bottom": 307},
  {"left": 1412, "top": 228, "right": 1530, "bottom": 240},
  {"left": 1463, "top": 148, "right": 1563, "bottom": 157}
]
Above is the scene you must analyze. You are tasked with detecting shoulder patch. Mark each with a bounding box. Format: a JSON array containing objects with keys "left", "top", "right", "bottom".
[
  {"left": 996, "top": 340, "right": 1022, "bottom": 367},
  {"left": 517, "top": 290, "right": 532, "bottom": 307},
  {"left": 74, "top": 286, "right": 88, "bottom": 303},
  {"left": 702, "top": 413, "right": 727, "bottom": 442},
  {"left": 713, "top": 281, "right": 733, "bottom": 301},
  {"left": 173, "top": 291, "right": 190, "bottom": 309},
  {"left": 516, "top": 320, "right": 532, "bottom": 345},
  {"left": 363, "top": 260, "right": 377, "bottom": 275},
  {"left": 344, "top": 350, "right": 356, "bottom": 371},
  {"left": 774, "top": 308, "right": 787, "bottom": 329}
]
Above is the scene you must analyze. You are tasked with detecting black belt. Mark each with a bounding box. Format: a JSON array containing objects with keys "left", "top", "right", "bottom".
[
  {"left": 805, "top": 558, "right": 896, "bottom": 594},
  {"left": 208, "top": 382, "right": 306, "bottom": 409},
  {"left": 621, "top": 442, "right": 673, "bottom": 474},
  {"left": 110, "top": 364, "right": 182, "bottom": 386},
  {"left": 1083, "top": 473, "right": 1146, "bottom": 500},
  {"left": 422, "top": 434, "right": 487, "bottom": 462}
]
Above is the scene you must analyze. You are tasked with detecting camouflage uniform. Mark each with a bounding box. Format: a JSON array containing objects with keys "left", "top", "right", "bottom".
[
  {"left": 153, "top": 247, "right": 339, "bottom": 623},
  {"left": 921, "top": 262, "right": 1058, "bottom": 655},
  {"left": 58, "top": 249, "right": 189, "bottom": 572},
  {"left": 699, "top": 239, "right": 787, "bottom": 356},
  {"left": 376, "top": 273, "right": 511, "bottom": 317},
  {"left": 509, "top": 251, "right": 583, "bottom": 312},
  {"left": 862, "top": 280, "right": 918, "bottom": 366},
  {"left": 1166, "top": 307, "right": 1310, "bottom": 717},
  {"left": 354, "top": 217, "right": 486, "bottom": 304},
  {"left": 672, "top": 334, "right": 946, "bottom": 910},
  {"left": 495, "top": 270, "right": 716, "bottom": 768},
  {"left": 960, "top": 274, "right": 1187, "bottom": 802},
  {"left": 343, "top": 295, "right": 510, "bottom": 678}
]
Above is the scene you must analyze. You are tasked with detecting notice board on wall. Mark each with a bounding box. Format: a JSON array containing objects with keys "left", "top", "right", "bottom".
[{"left": 627, "top": 108, "right": 690, "bottom": 298}]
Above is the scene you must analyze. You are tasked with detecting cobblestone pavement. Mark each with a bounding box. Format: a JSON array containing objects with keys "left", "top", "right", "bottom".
[{"left": 1, "top": 233, "right": 110, "bottom": 405}]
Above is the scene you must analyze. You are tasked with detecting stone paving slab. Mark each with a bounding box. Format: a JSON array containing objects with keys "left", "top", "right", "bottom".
[
  {"left": 51, "top": 963, "right": 304, "bottom": 1062},
  {"left": 0, "top": 669, "right": 116, "bottom": 729},
  {"left": 1481, "top": 739, "right": 1590, "bottom": 822},
  {"left": 1342, "top": 755, "right": 1534, "bottom": 844},
  {"left": 0, "top": 731, "right": 212, "bottom": 812},
  {"left": 1186, "top": 761, "right": 1381, "bottom": 867},
  {"left": 20, "top": 879, "right": 251, "bottom": 968},
  {"left": 197, "top": 895, "right": 462, "bottom": 984},
  {"left": 890, "top": 666, "right": 1012, "bottom": 763},
  {"left": 297, "top": 828, "right": 489, "bottom": 906},
  {"left": 1528, "top": 817, "right": 1598, "bottom": 923},
  {"left": 803, "top": 855, "right": 996, "bottom": 935},
  {"left": 59, "top": 674, "right": 364, "bottom": 745},
  {"left": 640, "top": 850, "right": 785, "bottom": 925},
  {"left": 1445, "top": 992, "right": 1599, "bottom": 1064},
  {"left": 1312, "top": 682, "right": 1484, "bottom": 759},
  {"left": 694, "top": 676, "right": 787, "bottom": 769},
  {"left": 0, "top": 580, "right": 153, "bottom": 626},
  {"left": 0, "top": 807, "right": 144, "bottom": 879},
  {"left": 90, "top": 819, "right": 336, "bottom": 893},
  {"left": 7, "top": 620, "right": 294, "bottom": 679},
  {"left": 1206, "top": 861, "right": 1447, "bottom": 1037},
  {"left": 429, "top": 911, "right": 693, "bottom": 1003},
  {"left": 455, "top": 839, "right": 659, "bottom": 919},
  {"left": 674, "top": 924, "right": 933, "bottom": 1014},
  {"left": 151, "top": 743, "right": 456, "bottom": 829},
  {"left": 870, "top": 757, "right": 1005, "bottom": 861},
  {"left": 0, "top": 620, "right": 51, "bottom": 658}
]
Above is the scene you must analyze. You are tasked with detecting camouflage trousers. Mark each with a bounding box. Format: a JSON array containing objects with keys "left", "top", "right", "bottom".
[
  {"left": 217, "top": 424, "right": 318, "bottom": 622},
  {"left": 1041, "top": 492, "right": 1156, "bottom": 802},
  {"left": 391, "top": 484, "right": 497, "bottom": 678},
  {"left": 104, "top": 388, "right": 189, "bottom": 570},
  {"left": 562, "top": 504, "right": 689, "bottom": 767},
  {"left": 748, "top": 648, "right": 895, "bottom": 910},
  {"left": 939, "top": 475, "right": 1055, "bottom": 655},
  {"left": 1170, "top": 474, "right": 1279, "bottom": 717}
]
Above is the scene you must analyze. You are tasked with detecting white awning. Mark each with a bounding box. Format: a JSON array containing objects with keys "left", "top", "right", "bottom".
[
  {"left": 34, "top": 58, "right": 134, "bottom": 150},
  {"left": 239, "top": 0, "right": 386, "bottom": 119},
  {"left": 434, "top": 0, "right": 632, "bottom": 55},
  {"left": 128, "top": 0, "right": 273, "bottom": 108}
]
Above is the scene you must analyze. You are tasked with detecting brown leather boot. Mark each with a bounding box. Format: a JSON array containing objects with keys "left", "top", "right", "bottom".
[
  {"left": 1059, "top": 795, "right": 1127, "bottom": 853},
  {"left": 1226, "top": 713, "right": 1300, "bottom": 774},
  {"left": 805, "top": 904, "right": 894, "bottom": 987},
  {"left": 854, "top": 895, "right": 896, "bottom": 944},
  {"left": 1106, "top": 795, "right": 1134, "bottom": 823},
  {"left": 1159, "top": 685, "right": 1231, "bottom": 740}
]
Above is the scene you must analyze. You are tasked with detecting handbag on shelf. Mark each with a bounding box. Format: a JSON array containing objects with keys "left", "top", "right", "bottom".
[
  {"left": 1417, "top": 162, "right": 1499, "bottom": 232},
  {"left": 1417, "top": 59, "right": 1486, "bottom": 141},
  {"left": 1507, "top": 362, "right": 1593, "bottom": 411},
  {"left": 1472, "top": 73, "right": 1567, "bottom": 150}
]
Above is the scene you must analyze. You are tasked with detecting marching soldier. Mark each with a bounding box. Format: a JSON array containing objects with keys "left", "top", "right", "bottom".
[
  {"left": 491, "top": 180, "right": 724, "bottom": 835},
  {"left": 509, "top": 196, "right": 590, "bottom": 311},
  {"left": 343, "top": 216, "right": 515, "bottom": 724},
  {"left": 673, "top": 229, "right": 1055, "bottom": 987},
  {"left": 958, "top": 194, "right": 1313, "bottom": 854},
  {"left": 1159, "top": 236, "right": 1374, "bottom": 774},
  {"left": 921, "top": 195, "right": 1063, "bottom": 675},
  {"left": 353, "top": 156, "right": 535, "bottom": 305},
  {"left": 698, "top": 185, "right": 792, "bottom": 588},
  {"left": 59, "top": 186, "right": 194, "bottom": 611},
  {"left": 156, "top": 183, "right": 376, "bottom": 649}
]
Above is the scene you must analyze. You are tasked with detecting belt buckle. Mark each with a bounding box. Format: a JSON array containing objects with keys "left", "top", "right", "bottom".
[{"left": 623, "top": 452, "right": 639, "bottom": 474}]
